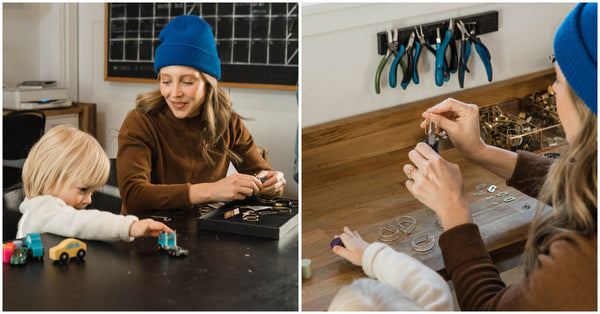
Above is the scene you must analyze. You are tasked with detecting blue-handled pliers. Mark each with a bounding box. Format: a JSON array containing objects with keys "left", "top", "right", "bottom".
[
  {"left": 435, "top": 19, "right": 454, "bottom": 86},
  {"left": 389, "top": 29, "right": 406, "bottom": 88},
  {"left": 414, "top": 25, "right": 448, "bottom": 84},
  {"left": 456, "top": 20, "right": 493, "bottom": 85},
  {"left": 397, "top": 32, "right": 416, "bottom": 89}
]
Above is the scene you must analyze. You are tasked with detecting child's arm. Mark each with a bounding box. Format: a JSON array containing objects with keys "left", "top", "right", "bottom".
[
  {"left": 129, "top": 219, "right": 173, "bottom": 237},
  {"left": 332, "top": 226, "right": 454, "bottom": 311}
]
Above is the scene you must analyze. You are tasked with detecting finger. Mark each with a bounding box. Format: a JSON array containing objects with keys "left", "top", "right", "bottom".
[
  {"left": 403, "top": 164, "right": 415, "bottom": 180},
  {"left": 408, "top": 146, "right": 429, "bottom": 169},
  {"left": 343, "top": 226, "right": 352, "bottom": 236},
  {"left": 414, "top": 141, "right": 441, "bottom": 161},
  {"left": 238, "top": 186, "right": 254, "bottom": 197},
  {"left": 332, "top": 245, "right": 350, "bottom": 258},
  {"left": 353, "top": 230, "right": 362, "bottom": 239}
]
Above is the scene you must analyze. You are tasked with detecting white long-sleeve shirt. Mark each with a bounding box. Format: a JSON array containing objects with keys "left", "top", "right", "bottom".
[
  {"left": 17, "top": 195, "right": 138, "bottom": 242},
  {"left": 362, "top": 242, "right": 454, "bottom": 311}
]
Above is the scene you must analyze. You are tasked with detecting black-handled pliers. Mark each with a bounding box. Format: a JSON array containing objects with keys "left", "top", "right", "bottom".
[{"left": 456, "top": 20, "right": 493, "bottom": 86}]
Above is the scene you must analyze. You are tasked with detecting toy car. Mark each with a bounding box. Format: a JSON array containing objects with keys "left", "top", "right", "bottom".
[
  {"left": 24, "top": 233, "right": 44, "bottom": 260},
  {"left": 158, "top": 231, "right": 188, "bottom": 257},
  {"left": 49, "top": 238, "right": 87, "bottom": 262},
  {"left": 10, "top": 247, "right": 28, "bottom": 265}
]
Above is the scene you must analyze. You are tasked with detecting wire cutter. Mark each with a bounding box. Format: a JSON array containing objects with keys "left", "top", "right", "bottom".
[
  {"left": 414, "top": 25, "right": 449, "bottom": 83},
  {"left": 457, "top": 20, "right": 472, "bottom": 88},
  {"left": 375, "top": 29, "right": 394, "bottom": 94},
  {"left": 456, "top": 20, "right": 493, "bottom": 84},
  {"left": 388, "top": 29, "right": 406, "bottom": 88}
]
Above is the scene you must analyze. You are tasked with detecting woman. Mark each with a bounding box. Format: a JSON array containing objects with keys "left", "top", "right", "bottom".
[
  {"left": 403, "top": 3, "right": 596, "bottom": 310},
  {"left": 117, "top": 15, "right": 285, "bottom": 214}
]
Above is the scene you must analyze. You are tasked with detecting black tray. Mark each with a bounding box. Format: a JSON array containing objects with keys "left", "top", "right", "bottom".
[{"left": 196, "top": 200, "right": 298, "bottom": 240}]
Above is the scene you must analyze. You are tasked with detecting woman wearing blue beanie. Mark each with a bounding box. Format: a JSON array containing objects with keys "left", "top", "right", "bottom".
[
  {"left": 116, "top": 15, "right": 286, "bottom": 214},
  {"left": 397, "top": 3, "right": 596, "bottom": 310}
]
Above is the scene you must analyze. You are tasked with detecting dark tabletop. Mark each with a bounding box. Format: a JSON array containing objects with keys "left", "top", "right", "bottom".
[{"left": 3, "top": 208, "right": 298, "bottom": 311}]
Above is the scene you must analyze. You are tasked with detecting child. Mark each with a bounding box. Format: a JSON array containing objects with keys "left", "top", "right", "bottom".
[
  {"left": 16, "top": 125, "right": 173, "bottom": 241},
  {"left": 330, "top": 226, "right": 454, "bottom": 311}
]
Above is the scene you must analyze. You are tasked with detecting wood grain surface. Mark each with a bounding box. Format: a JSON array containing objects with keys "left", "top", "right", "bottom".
[{"left": 301, "top": 69, "right": 556, "bottom": 311}]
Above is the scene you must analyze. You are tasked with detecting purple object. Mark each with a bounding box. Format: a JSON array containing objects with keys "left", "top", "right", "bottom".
[{"left": 330, "top": 237, "right": 345, "bottom": 248}]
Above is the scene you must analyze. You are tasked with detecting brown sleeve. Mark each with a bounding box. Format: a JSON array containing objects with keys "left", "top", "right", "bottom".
[
  {"left": 506, "top": 150, "right": 554, "bottom": 198},
  {"left": 439, "top": 224, "right": 597, "bottom": 310},
  {"left": 229, "top": 114, "right": 271, "bottom": 175},
  {"left": 117, "top": 112, "right": 191, "bottom": 214}
]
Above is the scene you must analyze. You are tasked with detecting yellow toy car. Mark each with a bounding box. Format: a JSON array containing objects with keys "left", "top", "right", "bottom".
[{"left": 49, "top": 238, "right": 87, "bottom": 262}]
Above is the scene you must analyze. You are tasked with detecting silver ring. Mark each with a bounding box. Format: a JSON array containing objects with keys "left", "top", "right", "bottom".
[
  {"left": 378, "top": 224, "right": 400, "bottom": 242},
  {"left": 411, "top": 234, "right": 436, "bottom": 252},
  {"left": 396, "top": 216, "right": 416, "bottom": 234},
  {"left": 406, "top": 166, "right": 415, "bottom": 180}
]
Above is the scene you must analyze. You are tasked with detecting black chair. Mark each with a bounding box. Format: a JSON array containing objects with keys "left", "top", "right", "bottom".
[
  {"left": 3, "top": 110, "right": 46, "bottom": 191},
  {"left": 89, "top": 158, "right": 122, "bottom": 214}
]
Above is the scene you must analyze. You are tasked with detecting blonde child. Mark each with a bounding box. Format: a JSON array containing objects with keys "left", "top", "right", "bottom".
[
  {"left": 16, "top": 125, "right": 172, "bottom": 241},
  {"left": 330, "top": 226, "right": 454, "bottom": 311}
]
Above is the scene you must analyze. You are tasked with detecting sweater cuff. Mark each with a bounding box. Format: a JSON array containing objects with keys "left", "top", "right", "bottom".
[
  {"left": 362, "top": 242, "right": 388, "bottom": 278},
  {"left": 438, "top": 223, "right": 491, "bottom": 275},
  {"left": 120, "top": 215, "right": 139, "bottom": 242}
]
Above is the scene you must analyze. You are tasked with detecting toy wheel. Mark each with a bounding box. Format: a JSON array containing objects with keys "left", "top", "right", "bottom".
[
  {"left": 77, "top": 249, "right": 86, "bottom": 259},
  {"left": 27, "top": 249, "right": 33, "bottom": 260},
  {"left": 60, "top": 253, "right": 69, "bottom": 262}
]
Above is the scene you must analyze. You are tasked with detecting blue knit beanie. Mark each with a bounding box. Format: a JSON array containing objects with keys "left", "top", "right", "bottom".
[
  {"left": 553, "top": 2, "right": 597, "bottom": 114},
  {"left": 154, "top": 15, "right": 221, "bottom": 80}
]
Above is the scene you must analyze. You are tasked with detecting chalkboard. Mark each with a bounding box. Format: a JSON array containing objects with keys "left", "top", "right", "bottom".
[{"left": 104, "top": 3, "right": 298, "bottom": 90}]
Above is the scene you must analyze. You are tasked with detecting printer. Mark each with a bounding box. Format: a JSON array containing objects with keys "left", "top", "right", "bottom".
[{"left": 3, "top": 87, "right": 72, "bottom": 110}]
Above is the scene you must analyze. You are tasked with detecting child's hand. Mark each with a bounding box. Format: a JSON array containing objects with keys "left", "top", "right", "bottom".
[
  {"left": 129, "top": 219, "right": 173, "bottom": 238},
  {"left": 331, "top": 226, "right": 370, "bottom": 266}
]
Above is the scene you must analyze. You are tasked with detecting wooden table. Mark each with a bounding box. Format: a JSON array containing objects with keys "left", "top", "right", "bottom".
[{"left": 301, "top": 147, "right": 541, "bottom": 310}]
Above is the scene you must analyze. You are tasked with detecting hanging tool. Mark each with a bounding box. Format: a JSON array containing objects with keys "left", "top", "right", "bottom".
[
  {"left": 400, "top": 32, "right": 416, "bottom": 89},
  {"left": 435, "top": 23, "right": 453, "bottom": 86},
  {"left": 411, "top": 36, "right": 422, "bottom": 85},
  {"left": 388, "top": 29, "right": 406, "bottom": 88},
  {"left": 375, "top": 29, "right": 394, "bottom": 94},
  {"left": 457, "top": 20, "right": 472, "bottom": 88},
  {"left": 447, "top": 20, "right": 458, "bottom": 74},
  {"left": 415, "top": 25, "right": 449, "bottom": 83},
  {"left": 456, "top": 20, "right": 493, "bottom": 84}
]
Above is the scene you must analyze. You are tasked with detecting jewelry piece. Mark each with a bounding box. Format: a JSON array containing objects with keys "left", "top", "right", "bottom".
[
  {"left": 411, "top": 234, "right": 436, "bottom": 252},
  {"left": 476, "top": 183, "right": 487, "bottom": 189},
  {"left": 378, "top": 224, "right": 400, "bottom": 242},
  {"left": 224, "top": 207, "right": 241, "bottom": 219},
  {"left": 496, "top": 191, "right": 509, "bottom": 197},
  {"left": 274, "top": 206, "right": 292, "bottom": 214},
  {"left": 396, "top": 216, "right": 416, "bottom": 234},
  {"left": 503, "top": 196, "right": 516, "bottom": 203},
  {"left": 242, "top": 210, "right": 259, "bottom": 222},
  {"left": 406, "top": 166, "right": 415, "bottom": 180},
  {"left": 487, "top": 185, "right": 497, "bottom": 193},
  {"left": 492, "top": 201, "right": 498, "bottom": 205}
]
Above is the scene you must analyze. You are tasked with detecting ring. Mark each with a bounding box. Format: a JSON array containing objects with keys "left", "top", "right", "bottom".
[
  {"left": 378, "top": 224, "right": 400, "bottom": 242},
  {"left": 396, "top": 216, "right": 416, "bottom": 234},
  {"left": 406, "top": 166, "right": 415, "bottom": 180},
  {"left": 411, "top": 234, "right": 436, "bottom": 252}
]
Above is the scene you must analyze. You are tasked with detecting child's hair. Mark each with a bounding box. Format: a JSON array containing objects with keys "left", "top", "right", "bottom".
[
  {"left": 22, "top": 125, "right": 110, "bottom": 198},
  {"left": 328, "top": 278, "right": 424, "bottom": 311}
]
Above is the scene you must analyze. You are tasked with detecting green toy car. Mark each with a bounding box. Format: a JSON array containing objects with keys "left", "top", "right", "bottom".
[{"left": 10, "top": 247, "right": 28, "bottom": 265}]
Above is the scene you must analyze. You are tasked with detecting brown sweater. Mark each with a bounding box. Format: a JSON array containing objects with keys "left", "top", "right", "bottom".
[
  {"left": 439, "top": 150, "right": 597, "bottom": 310},
  {"left": 117, "top": 108, "right": 270, "bottom": 214}
]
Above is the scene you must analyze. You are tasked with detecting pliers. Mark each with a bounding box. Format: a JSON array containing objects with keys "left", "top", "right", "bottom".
[
  {"left": 456, "top": 20, "right": 493, "bottom": 85},
  {"left": 457, "top": 20, "right": 472, "bottom": 88},
  {"left": 435, "top": 19, "right": 455, "bottom": 86},
  {"left": 414, "top": 25, "right": 449, "bottom": 83},
  {"left": 388, "top": 29, "right": 406, "bottom": 88},
  {"left": 375, "top": 29, "right": 394, "bottom": 94},
  {"left": 425, "top": 118, "right": 439, "bottom": 152},
  {"left": 390, "top": 32, "right": 416, "bottom": 89}
]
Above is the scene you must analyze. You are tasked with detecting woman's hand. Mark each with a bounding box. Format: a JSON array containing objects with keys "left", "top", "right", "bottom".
[
  {"left": 129, "top": 218, "right": 173, "bottom": 238},
  {"left": 403, "top": 142, "right": 472, "bottom": 230},
  {"left": 190, "top": 173, "right": 262, "bottom": 204},
  {"left": 420, "top": 98, "right": 487, "bottom": 162},
  {"left": 331, "top": 226, "right": 370, "bottom": 266},
  {"left": 256, "top": 170, "right": 286, "bottom": 197}
]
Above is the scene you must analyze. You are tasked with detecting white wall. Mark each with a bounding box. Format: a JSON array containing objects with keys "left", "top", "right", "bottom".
[
  {"left": 302, "top": 3, "right": 575, "bottom": 127},
  {"left": 3, "top": 3, "right": 298, "bottom": 199}
]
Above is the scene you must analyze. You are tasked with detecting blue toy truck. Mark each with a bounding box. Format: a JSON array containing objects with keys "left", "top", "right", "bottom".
[
  {"left": 24, "top": 233, "right": 44, "bottom": 260},
  {"left": 158, "top": 231, "right": 188, "bottom": 257}
]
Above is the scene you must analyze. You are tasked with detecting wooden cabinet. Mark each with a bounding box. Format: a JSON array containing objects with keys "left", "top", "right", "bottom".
[{"left": 3, "top": 102, "right": 96, "bottom": 137}]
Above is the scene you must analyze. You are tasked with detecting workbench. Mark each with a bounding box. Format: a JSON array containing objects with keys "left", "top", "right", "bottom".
[
  {"left": 301, "top": 69, "right": 557, "bottom": 310},
  {"left": 3, "top": 208, "right": 298, "bottom": 311}
]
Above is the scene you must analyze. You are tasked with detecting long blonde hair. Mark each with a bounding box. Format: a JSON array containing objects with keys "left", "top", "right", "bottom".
[
  {"left": 523, "top": 84, "right": 597, "bottom": 274},
  {"left": 135, "top": 71, "right": 241, "bottom": 166},
  {"left": 22, "top": 125, "right": 110, "bottom": 198}
]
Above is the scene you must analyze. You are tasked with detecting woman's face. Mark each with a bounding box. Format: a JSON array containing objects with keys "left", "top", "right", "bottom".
[
  {"left": 159, "top": 65, "right": 207, "bottom": 119},
  {"left": 552, "top": 63, "right": 581, "bottom": 142}
]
